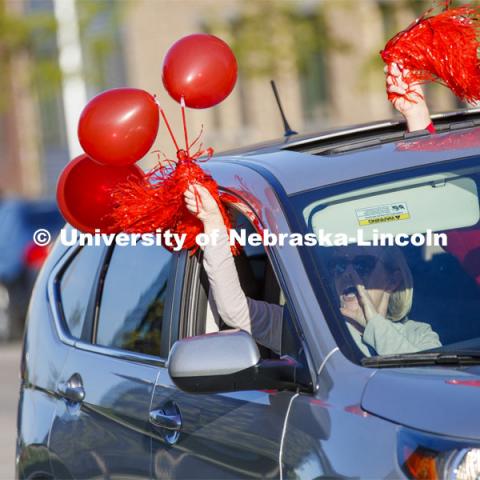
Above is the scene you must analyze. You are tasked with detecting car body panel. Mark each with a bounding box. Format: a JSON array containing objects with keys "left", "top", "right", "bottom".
[
  {"left": 283, "top": 348, "right": 404, "bottom": 478},
  {"left": 151, "top": 369, "right": 293, "bottom": 479},
  {"left": 281, "top": 393, "right": 405, "bottom": 479},
  {"left": 17, "top": 238, "right": 73, "bottom": 478},
  {"left": 48, "top": 343, "right": 158, "bottom": 479},
  {"left": 16, "top": 389, "right": 59, "bottom": 479},
  {"left": 361, "top": 366, "right": 480, "bottom": 440}
]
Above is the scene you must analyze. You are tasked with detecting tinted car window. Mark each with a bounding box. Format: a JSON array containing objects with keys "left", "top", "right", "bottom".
[
  {"left": 291, "top": 162, "right": 480, "bottom": 362},
  {"left": 96, "top": 245, "right": 173, "bottom": 356},
  {"left": 60, "top": 246, "right": 105, "bottom": 338}
]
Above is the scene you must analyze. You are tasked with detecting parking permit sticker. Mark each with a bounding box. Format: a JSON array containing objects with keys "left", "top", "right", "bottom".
[{"left": 356, "top": 202, "right": 410, "bottom": 226}]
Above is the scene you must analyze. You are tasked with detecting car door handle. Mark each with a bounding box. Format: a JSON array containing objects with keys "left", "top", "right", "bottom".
[
  {"left": 149, "top": 409, "right": 182, "bottom": 431},
  {"left": 57, "top": 373, "right": 85, "bottom": 403}
]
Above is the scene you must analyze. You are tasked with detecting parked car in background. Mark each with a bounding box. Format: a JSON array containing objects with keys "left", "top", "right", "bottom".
[
  {"left": 17, "top": 109, "right": 480, "bottom": 479},
  {"left": 0, "top": 199, "right": 64, "bottom": 341}
]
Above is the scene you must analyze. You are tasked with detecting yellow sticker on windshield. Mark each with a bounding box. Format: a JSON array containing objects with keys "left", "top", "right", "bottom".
[{"left": 356, "top": 203, "right": 410, "bottom": 226}]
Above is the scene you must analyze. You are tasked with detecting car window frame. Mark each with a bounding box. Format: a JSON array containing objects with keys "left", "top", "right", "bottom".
[{"left": 48, "top": 242, "right": 187, "bottom": 366}]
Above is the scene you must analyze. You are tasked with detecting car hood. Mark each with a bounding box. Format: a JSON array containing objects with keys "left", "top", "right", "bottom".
[{"left": 361, "top": 365, "right": 480, "bottom": 440}]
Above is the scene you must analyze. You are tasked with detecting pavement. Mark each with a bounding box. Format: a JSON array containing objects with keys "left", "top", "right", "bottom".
[{"left": 0, "top": 343, "right": 21, "bottom": 480}]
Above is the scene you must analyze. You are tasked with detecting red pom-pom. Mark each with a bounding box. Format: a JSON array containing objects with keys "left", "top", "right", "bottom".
[
  {"left": 110, "top": 153, "right": 238, "bottom": 254},
  {"left": 381, "top": 4, "right": 480, "bottom": 104}
]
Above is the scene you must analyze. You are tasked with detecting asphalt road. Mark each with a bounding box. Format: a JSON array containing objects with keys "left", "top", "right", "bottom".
[{"left": 0, "top": 343, "right": 21, "bottom": 480}]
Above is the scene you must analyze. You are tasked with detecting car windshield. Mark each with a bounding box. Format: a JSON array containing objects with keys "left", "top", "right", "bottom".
[{"left": 290, "top": 159, "right": 480, "bottom": 364}]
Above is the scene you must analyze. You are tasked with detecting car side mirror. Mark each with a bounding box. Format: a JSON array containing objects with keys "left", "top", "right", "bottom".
[{"left": 167, "top": 330, "right": 304, "bottom": 393}]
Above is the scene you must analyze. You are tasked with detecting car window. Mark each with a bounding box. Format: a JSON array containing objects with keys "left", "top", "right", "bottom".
[
  {"left": 291, "top": 161, "right": 480, "bottom": 362},
  {"left": 192, "top": 208, "right": 287, "bottom": 358},
  {"left": 60, "top": 246, "right": 105, "bottom": 339},
  {"left": 95, "top": 244, "right": 173, "bottom": 357}
]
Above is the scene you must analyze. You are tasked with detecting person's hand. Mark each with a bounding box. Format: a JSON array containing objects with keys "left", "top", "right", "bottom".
[
  {"left": 184, "top": 183, "right": 225, "bottom": 233},
  {"left": 340, "top": 271, "right": 390, "bottom": 328},
  {"left": 385, "top": 62, "right": 431, "bottom": 131}
]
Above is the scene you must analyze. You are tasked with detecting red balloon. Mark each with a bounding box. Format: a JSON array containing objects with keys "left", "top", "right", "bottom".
[
  {"left": 162, "top": 34, "right": 237, "bottom": 109},
  {"left": 57, "top": 154, "right": 143, "bottom": 233},
  {"left": 78, "top": 88, "right": 159, "bottom": 167}
]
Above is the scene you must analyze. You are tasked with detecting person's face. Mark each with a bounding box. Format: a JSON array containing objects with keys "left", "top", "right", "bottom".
[{"left": 329, "top": 246, "right": 396, "bottom": 318}]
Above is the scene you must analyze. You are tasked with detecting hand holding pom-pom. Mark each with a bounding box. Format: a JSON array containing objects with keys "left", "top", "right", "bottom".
[
  {"left": 184, "top": 184, "right": 226, "bottom": 234},
  {"left": 385, "top": 62, "right": 431, "bottom": 132}
]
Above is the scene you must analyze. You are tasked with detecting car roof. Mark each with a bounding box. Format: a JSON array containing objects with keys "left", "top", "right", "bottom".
[{"left": 212, "top": 109, "right": 480, "bottom": 196}]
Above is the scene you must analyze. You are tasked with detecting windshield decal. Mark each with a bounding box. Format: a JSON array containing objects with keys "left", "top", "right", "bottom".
[{"left": 356, "top": 202, "right": 410, "bottom": 226}]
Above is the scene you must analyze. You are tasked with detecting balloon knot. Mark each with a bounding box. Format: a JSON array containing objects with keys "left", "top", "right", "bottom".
[{"left": 177, "top": 149, "right": 188, "bottom": 162}]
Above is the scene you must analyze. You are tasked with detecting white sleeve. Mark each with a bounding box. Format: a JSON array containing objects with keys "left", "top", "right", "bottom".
[
  {"left": 362, "top": 314, "right": 442, "bottom": 355},
  {"left": 202, "top": 231, "right": 283, "bottom": 354}
]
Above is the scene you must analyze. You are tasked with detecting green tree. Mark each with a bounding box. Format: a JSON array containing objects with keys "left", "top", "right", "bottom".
[
  {"left": 204, "top": 0, "right": 348, "bottom": 79},
  {"left": 0, "top": 0, "right": 59, "bottom": 108}
]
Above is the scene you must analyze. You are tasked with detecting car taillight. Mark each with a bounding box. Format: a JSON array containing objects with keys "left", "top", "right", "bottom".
[{"left": 23, "top": 242, "right": 49, "bottom": 269}]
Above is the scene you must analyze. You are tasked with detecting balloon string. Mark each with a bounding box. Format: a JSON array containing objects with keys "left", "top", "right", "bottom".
[
  {"left": 154, "top": 96, "right": 180, "bottom": 153},
  {"left": 181, "top": 96, "right": 190, "bottom": 156},
  {"left": 160, "top": 107, "right": 180, "bottom": 153}
]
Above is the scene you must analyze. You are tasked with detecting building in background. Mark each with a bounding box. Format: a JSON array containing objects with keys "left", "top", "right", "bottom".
[{"left": 0, "top": 0, "right": 460, "bottom": 199}]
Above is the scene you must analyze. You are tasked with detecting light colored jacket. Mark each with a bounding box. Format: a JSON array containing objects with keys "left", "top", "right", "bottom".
[{"left": 203, "top": 232, "right": 441, "bottom": 356}]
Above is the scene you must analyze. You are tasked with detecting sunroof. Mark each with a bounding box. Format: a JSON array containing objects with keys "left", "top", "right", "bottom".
[{"left": 282, "top": 108, "right": 480, "bottom": 156}]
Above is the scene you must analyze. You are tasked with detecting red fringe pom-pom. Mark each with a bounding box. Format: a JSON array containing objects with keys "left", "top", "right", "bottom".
[
  {"left": 381, "top": 3, "right": 480, "bottom": 104},
  {"left": 109, "top": 149, "right": 237, "bottom": 254}
]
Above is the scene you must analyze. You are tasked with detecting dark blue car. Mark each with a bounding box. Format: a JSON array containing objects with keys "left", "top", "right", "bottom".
[
  {"left": 0, "top": 199, "right": 63, "bottom": 341},
  {"left": 16, "top": 109, "right": 480, "bottom": 479}
]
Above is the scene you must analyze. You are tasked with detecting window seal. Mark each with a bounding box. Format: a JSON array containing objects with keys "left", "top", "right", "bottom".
[
  {"left": 90, "top": 245, "right": 114, "bottom": 344},
  {"left": 167, "top": 250, "right": 188, "bottom": 352},
  {"left": 75, "top": 339, "right": 166, "bottom": 367}
]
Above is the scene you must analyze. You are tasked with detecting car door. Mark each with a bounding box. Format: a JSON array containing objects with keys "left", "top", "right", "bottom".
[
  {"left": 150, "top": 207, "right": 311, "bottom": 479},
  {"left": 48, "top": 242, "right": 181, "bottom": 479}
]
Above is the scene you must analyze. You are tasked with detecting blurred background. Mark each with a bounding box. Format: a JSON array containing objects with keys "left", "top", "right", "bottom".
[
  {"left": 0, "top": 0, "right": 471, "bottom": 200},
  {"left": 0, "top": 0, "right": 474, "bottom": 477}
]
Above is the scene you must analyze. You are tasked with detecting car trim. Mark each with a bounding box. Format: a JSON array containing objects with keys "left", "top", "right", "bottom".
[
  {"left": 47, "top": 245, "right": 81, "bottom": 347},
  {"left": 283, "top": 121, "right": 395, "bottom": 150},
  {"left": 90, "top": 244, "right": 114, "bottom": 344},
  {"left": 74, "top": 340, "right": 166, "bottom": 367},
  {"left": 168, "top": 250, "right": 188, "bottom": 352},
  {"left": 317, "top": 347, "right": 339, "bottom": 378}
]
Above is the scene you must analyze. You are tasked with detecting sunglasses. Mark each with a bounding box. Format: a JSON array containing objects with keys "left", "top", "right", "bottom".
[{"left": 328, "top": 255, "right": 381, "bottom": 279}]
